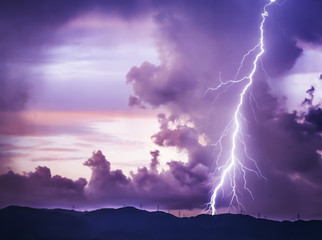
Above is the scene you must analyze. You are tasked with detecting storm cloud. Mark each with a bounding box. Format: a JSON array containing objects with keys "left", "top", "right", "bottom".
[
  {"left": 83, "top": 150, "right": 209, "bottom": 210},
  {"left": 1, "top": 0, "right": 322, "bottom": 220},
  {"left": 0, "top": 166, "right": 87, "bottom": 208},
  {"left": 126, "top": 0, "right": 322, "bottom": 219}
]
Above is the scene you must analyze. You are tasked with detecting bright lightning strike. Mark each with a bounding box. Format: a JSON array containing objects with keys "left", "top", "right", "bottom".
[{"left": 207, "top": 0, "right": 275, "bottom": 215}]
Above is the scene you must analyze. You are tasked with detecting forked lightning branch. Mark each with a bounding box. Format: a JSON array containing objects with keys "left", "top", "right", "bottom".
[{"left": 208, "top": 0, "right": 276, "bottom": 215}]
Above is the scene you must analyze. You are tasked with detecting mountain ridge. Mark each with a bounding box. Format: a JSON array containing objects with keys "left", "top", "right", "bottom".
[{"left": 1, "top": 206, "right": 321, "bottom": 240}]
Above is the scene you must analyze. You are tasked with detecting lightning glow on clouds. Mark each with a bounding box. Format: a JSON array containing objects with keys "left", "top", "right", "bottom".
[
  {"left": 270, "top": 47, "right": 322, "bottom": 112},
  {"left": 208, "top": 0, "right": 275, "bottom": 215}
]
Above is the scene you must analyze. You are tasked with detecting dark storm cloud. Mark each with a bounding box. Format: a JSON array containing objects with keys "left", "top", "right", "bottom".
[
  {"left": 305, "top": 107, "right": 322, "bottom": 132},
  {"left": 126, "top": 0, "right": 322, "bottom": 218},
  {"left": 0, "top": 166, "right": 87, "bottom": 208},
  {"left": 210, "top": 100, "right": 322, "bottom": 219},
  {"left": 300, "top": 86, "right": 322, "bottom": 132},
  {"left": 151, "top": 0, "right": 321, "bottom": 78},
  {"left": 241, "top": 108, "right": 322, "bottom": 219},
  {"left": 262, "top": 25, "right": 303, "bottom": 77},
  {"left": 126, "top": 0, "right": 322, "bottom": 126},
  {"left": 1, "top": 0, "right": 321, "bottom": 111},
  {"left": 263, "top": 0, "right": 322, "bottom": 76},
  {"left": 1, "top": 0, "right": 319, "bottom": 114},
  {"left": 259, "top": 112, "right": 321, "bottom": 174},
  {"left": 273, "top": 0, "right": 322, "bottom": 44},
  {"left": 1, "top": 0, "right": 322, "bottom": 219}
]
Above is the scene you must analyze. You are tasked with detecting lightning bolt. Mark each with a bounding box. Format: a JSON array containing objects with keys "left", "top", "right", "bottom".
[{"left": 208, "top": 0, "right": 275, "bottom": 215}]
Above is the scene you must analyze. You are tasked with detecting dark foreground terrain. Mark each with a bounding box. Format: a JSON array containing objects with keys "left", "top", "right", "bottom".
[{"left": 0, "top": 206, "right": 321, "bottom": 240}]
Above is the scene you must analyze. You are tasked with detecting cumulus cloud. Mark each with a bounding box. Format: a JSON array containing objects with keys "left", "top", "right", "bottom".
[
  {"left": 0, "top": 166, "right": 87, "bottom": 208},
  {"left": 78, "top": 150, "right": 208, "bottom": 209},
  {"left": 83, "top": 150, "right": 131, "bottom": 203}
]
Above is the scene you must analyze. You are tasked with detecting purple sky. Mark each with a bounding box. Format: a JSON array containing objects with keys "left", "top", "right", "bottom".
[{"left": 1, "top": 0, "right": 322, "bottom": 220}]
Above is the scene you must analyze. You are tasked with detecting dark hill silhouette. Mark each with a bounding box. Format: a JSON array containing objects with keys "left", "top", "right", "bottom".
[{"left": 0, "top": 206, "right": 321, "bottom": 240}]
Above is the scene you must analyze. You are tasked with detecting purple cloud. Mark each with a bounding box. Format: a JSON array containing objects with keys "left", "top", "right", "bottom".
[
  {"left": 125, "top": 0, "right": 322, "bottom": 218},
  {"left": 149, "top": 150, "right": 160, "bottom": 173},
  {"left": 0, "top": 166, "right": 87, "bottom": 208},
  {"left": 1, "top": 0, "right": 322, "bottom": 220},
  {"left": 83, "top": 150, "right": 209, "bottom": 209}
]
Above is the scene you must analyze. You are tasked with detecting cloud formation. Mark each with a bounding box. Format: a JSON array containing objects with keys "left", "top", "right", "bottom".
[
  {"left": 83, "top": 150, "right": 209, "bottom": 209},
  {"left": 1, "top": 0, "right": 322, "bottom": 219},
  {"left": 126, "top": 0, "right": 322, "bottom": 218},
  {"left": 0, "top": 166, "right": 87, "bottom": 208}
]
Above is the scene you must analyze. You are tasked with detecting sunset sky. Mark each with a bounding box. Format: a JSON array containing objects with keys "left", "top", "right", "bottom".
[{"left": 1, "top": 0, "right": 322, "bottom": 220}]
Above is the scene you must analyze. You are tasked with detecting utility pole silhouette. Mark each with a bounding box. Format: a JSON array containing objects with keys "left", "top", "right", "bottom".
[
  {"left": 157, "top": 205, "right": 159, "bottom": 211},
  {"left": 179, "top": 211, "right": 181, "bottom": 218}
]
